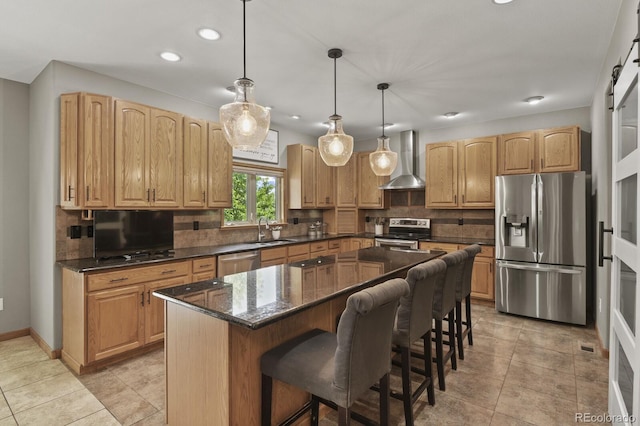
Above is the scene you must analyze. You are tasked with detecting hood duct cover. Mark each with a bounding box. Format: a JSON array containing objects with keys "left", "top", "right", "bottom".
[{"left": 378, "top": 130, "right": 425, "bottom": 190}]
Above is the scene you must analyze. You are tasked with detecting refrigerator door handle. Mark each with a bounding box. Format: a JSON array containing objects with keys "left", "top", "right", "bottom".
[
  {"left": 496, "top": 262, "right": 582, "bottom": 275},
  {"left": 530, "top": 177, "right": 538, "bottom": 262},
  {"left": 536, "top": 175, "right": 544, "bottom": 262}
]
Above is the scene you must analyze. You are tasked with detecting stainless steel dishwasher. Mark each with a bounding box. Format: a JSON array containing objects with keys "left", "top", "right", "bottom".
[{"left": 217, "top": 251, "right": 260, "bottom": 276}]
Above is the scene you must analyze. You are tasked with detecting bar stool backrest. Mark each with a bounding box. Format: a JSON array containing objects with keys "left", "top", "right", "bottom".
[
  {"left": 433, "top": 250, "right": 468, "bottom": 320},
  {"left": 334, "top": 277, "right": 410, "bottom": 406},
  {"left": 458, "top": 245, "right": 482, "bottom": 301},
  {"left": 395, "top": 259, "right": 447, "bottom": 346}
]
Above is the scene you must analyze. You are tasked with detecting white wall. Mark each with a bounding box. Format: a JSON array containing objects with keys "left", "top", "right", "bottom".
[
  {"left": 589, "top": 0, "right": 637, "bottom": 348},
  {"left": 0, "top": 79, "right": 30, "bottom": 334},
  {"left": 27, "top": 62, "right": 316, "bottom": 349}
]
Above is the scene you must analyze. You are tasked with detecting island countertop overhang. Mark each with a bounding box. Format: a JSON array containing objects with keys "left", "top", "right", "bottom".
[{"left": 154, "top": 247, "right": 445, "bottom": 330}]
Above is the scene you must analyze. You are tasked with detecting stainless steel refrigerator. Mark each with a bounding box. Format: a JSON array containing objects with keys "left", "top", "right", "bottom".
[{"left": 495, "top": 172, "right": 587, "bottom": 325}]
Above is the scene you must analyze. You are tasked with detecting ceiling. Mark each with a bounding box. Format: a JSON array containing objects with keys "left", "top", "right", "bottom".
[{"left": 0, "top": 0, "right": 622, "bottom": 141}]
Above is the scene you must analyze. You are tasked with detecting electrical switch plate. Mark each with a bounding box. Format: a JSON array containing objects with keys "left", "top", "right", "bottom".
[
  {"left": 458, "top": 218, "right": 464, "bottom": 226},
  {"left": 69, "top": 226, "right": 81, "bottom": 239},
  {"left": 87, "top": 225, "right": 94, "bottom": 238},
  {"left": 0, "top": 298, "right": 3, "bottom": 311},
  {"left": 193, "top": 221, "right": 199, "bottom": 230}
]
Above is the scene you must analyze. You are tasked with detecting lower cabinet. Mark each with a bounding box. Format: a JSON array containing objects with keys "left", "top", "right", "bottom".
[
  {"left": 418, "top": 242, "right": 495, "bottom": 301},
  {"left": 349, "top": 237, "right": 374, "bottom": 250},
  {"left": 62, "top": 260, "right": 191, "bottom": 373}
]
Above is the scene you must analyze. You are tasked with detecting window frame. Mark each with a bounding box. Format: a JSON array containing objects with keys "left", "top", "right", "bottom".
[{"left": 221, "top": 162, "right": 287, "bottom": 229}]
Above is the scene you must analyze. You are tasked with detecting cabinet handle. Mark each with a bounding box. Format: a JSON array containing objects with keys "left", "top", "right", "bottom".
[
  {"left": 454, "top": 194, "right": 457, "bottom": 204},
  {"left": 147, "top": 188, "right": 150, "bottom": 202},
  {"left": 161, "top": 269, "right": 177, "bottom": 275},
  {"left": 68, "top": 185, "right": 74, "bottom": 200},
  {"left": 109, "top": 277, "right": 129, "bottom": 283},
  {"left": 199, "top": 264, "right": 212, "bottom": 268},
  {"left": 540, "top": 159, "right": 544, "bottom": 169},
  {"left": 147, "top": 290, "right": 151, "bottom": 304},
  {"left": 354, "top": 196, "right": 356, "bottom": 204},
  {"left": 202, "top": 191, "right": 206, "bottom": 203},
  {"left": 378, "top": 196, "right": 381, "bottom": 204},
  {"left": 153, "top": 189, "right": 156, "bottom": 202},
  {"left": 462, "top": 194, "right": 465, "bottom": 204},
  {"left": 86, "top": 186, "right": 90, "bottom": 201},
  {"left": 141, "top": 292, "right": 145, "bottom": 307},
  {"left": 530, "top": 159, "right": 533, "bottom": 170}
]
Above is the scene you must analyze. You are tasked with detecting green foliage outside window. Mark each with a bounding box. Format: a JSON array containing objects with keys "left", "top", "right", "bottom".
[
  {"left": 224, "top": 172, "right": 279, "bottom": 224},
  {"left": 225, "top": 173, "right": 248, "bottom": 222},
  {"left": 256, "top": 176, "right": 276, "bottom": 219}
]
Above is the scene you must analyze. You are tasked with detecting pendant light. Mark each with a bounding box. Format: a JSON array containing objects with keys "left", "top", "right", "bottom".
[
  {"left": 369, "top": 83, "right": 398, "bottom": 176},
  {"left": 219, "top": 0, "right": 270, "bottom": 150},
  {"left": 318, "top": 48, "right": 354, "bottom": 167}
]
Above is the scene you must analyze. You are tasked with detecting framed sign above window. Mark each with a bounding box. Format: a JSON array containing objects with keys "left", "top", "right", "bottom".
[{"left": 232, "top": 129, "right": 279, "bottom": 164}]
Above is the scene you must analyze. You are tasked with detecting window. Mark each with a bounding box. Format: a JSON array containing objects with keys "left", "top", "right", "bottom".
[{"left": 224, "top": 164, "right": 285, "bottom": 225}]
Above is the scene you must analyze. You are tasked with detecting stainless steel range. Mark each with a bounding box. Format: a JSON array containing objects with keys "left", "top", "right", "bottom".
[{"left": 374, "top": 218, "right": 431, "bottom": 250}]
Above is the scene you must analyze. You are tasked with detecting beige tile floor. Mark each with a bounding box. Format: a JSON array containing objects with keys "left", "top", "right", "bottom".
[{"left": 0, "top": 303, "right": 609, "bottom": 425}]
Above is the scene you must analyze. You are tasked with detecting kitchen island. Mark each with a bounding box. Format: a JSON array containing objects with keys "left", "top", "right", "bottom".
[{"left": 154, "top": 246, "right": 444, "bottom": 426}]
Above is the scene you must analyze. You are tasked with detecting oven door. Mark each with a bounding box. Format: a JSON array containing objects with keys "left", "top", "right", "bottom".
[{"left": 374, "top": 238, "right": 419, "bottom": 250}]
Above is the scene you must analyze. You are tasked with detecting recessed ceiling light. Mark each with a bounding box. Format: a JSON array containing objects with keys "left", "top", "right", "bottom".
[
  {"left": 444, "top": 112, "right": 459, "bottom": 118},
  {"left": 160, "top": 51, "right": 181, "bottom": 62},
  {"left": 290, "top": 115, "right": 301, "bottom": 120},
  {"left": 493, "top": 0, "right": 513, "bottom": 4},
  {"left": 197, "top": 27, "right": 221, "bottom": 41},
  {"left": 525, "top": 96, "right": 544, "bottom": 105}
]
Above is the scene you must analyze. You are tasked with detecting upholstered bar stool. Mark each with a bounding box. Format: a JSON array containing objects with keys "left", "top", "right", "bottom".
[
  {"left": 455, "top": 244, "right": 482, "bottom": 360},
  {"left": 260, "top": 278, "right": 410, "bottom": 426},
  {"left": 392, "top": 258, "right": 447, "bottom": 425},
  {"left": 432, "top": 250, "right": 467, "bottom": 391}
]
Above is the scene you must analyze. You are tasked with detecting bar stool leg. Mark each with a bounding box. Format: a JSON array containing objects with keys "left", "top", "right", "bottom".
[
  {"left": 337, "top": 406, "right": 351, "bottom": 426},
  {"left": 423, "top": 331, "right": 435, "bottom": 405},
  {"left": 448, "top": 310, "right": 457, "bottom": 371},
  {"left": 311, "top": 396, "right": 320, "bottom": 426},
  {"left": 380, "top": 373, "right": 390, "bottom": 426},
  {"left": 435, "top": 319, "right": 445, "bottom": 391},
  {"left": 261, "top": 374, "right": 272, "bottom": 426},
  {"left": 456, "top": 301, "right": 465, "bottom": 360},
  {"left": 466, "top": 294, "right": 473, "bottom": 346},
  {"left": 400, "top": 347, "right": 414, "bottom": 425}
]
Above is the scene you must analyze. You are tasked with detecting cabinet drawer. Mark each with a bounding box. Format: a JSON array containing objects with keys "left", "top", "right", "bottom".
[
  {"left": 287, "top": 244, "right": 309, "bottom": 257},
  {"left": 261, "top": 247, "right": 287, "bottom": 262},
  {"left": 457, "top": 244, "right": 494, "bottom": 258},
  {"left": 87, "top": 261, "right": 190, "bottom": 292},
  {"left": 192, "top": 257, "right": 216, "bottom": 273},
  {"left": 419, "top": 242, "right": 459, "bottom": 253},
  {"left": 310, "top": 241, "right": 329, "bottom": 253},
  {"left": 328, "top": 239, "right": 341, "bottom": 250}
]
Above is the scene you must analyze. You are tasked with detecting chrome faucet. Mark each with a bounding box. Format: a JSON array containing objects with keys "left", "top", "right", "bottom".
[{"left": 258, "top": 217, "right": 270, "bottom": 242}]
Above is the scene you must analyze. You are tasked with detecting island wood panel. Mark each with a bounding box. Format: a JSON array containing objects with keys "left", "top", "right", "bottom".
[
  {"left": 228, "top": 303, "right": 333, "bottom": 425},
  {"left": 497, "top": 131, "right": 536, "bottom": 175},
  {"left": 61, "top": 268, "right": 86, "bottom": 370},
  {"left": 149, "top": 108, "right": 183, "bottom": 208},
  {"left": 165, "top": 302, "right": 229, "bottom": 426},
  {"left": 425, "top": 142, "right": 458, "bottom": 208},
  {"left": 183, "top": 116, "right": 208, "bottom": 208}
]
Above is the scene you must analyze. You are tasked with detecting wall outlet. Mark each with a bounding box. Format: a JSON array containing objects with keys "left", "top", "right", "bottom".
[
  {"left": 458, "top": 218, "right": 464, "bottom": 226},
  {"left": 193, "top": 221, "right": 199, "bottom": 231},
  {"left": 599, "top": 298, "right": 602, "bottom": 313},
  {"left": 0, "top": 298, "right": 3, "bottom": 311},
  {"left": 69, "top": 225, "right": 81, "bottom": 239}
]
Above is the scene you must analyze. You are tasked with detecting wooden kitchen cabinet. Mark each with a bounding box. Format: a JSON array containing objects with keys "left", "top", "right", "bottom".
[
  {"left": 288, "top": 144, "right": 317, "bottom": 209},
  {"left": 261, "top": 246, "right": 288, "bottom": 267},
  {"left": 60, "top": 93, "right": 113, "bottom": 209},
  {"left": 316, "top": 150, "right": 336, "bottom": 208},
  {"left": 419, "top": 241, "right": 459, "bottom": 253},
  {"left": 207, "top": 123, "right": 233, "bottom": 208},
  {"left": 114, "top": 100, "right": 183, "bottom": 208},
  {"left": 183, "top": 116, "right": 208, "bottom": 208},
  {"left": 192, "top": 256, "right": 217, "bottom": 282},
  {"left": 350, "top": 237, "right": 374, "bottom": 250},
  {"left": 497, "top": 126, "right": 581, "bottom": 175},
  {"left": 336, "top": 155, "right": 358, "bottom": 207},
  {"left": 357, "top": 152, "right": 389, "bottom": 209},
  {"left": 425, "top": 137, "right": 496, "bottom": 209},
  {"left": 62, "top": 260, "right": 191, "bottom": 374},
  {"left": 287, "top": 243, "right": 311, "bottom": 262}
]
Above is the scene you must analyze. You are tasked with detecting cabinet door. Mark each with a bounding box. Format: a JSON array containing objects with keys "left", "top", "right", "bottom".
[
  {"left": 183, "top": 117, "right": 208, "bottom": 208},
  {"left": 498, "top": 131, "right": 536, "bottom": 175},
  {"left": 470, "top": 256, "right": 494, "bottom": 300},
  {"left": 425, "top": 142, "right": 458, "bottom": 208},
  {"left": 145, "top": 276, "right": 191, "bottom": 344},
  {"left": 316, "top": 150, "right": 335, "bottom": 207},
  {"left": 359, "top": 262, "right": 384, "bottom": 281},
  {"left": 301, "top": 146, "right": 317, "bottom": 208},
  {"left": 149, "top": 108, "right": 183, "bottom": 207},
  {"left": 357, "top": 152, "right": 388, "bottom": 208},
  {"left": 336, "top": 155, "right": 357, "bottom": 207},
  {"left": 60, "top": 93, "right": 113, "bottom": 209},
  {"left": 459, "top": 137, "right": 496, "bottom": 208},
  {"left": 115, "top": 100, "right": 151, "bottom": 207},
  {"left": 287, "top": 144, "right": 317, "bottom": 209},
  {"left": 207, "top": 123, "right": 233, "bottom": 208},
  {"left": 87, "top": 284, "right": 145, "bottom": 362},
  {"left": 537, "top": 126, "right": 580, "bottom": 173}
]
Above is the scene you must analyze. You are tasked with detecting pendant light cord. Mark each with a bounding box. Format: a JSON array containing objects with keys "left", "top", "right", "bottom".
[
  {"left": 381, "top": 87, "right": 386, "bottom": 137},
  {"left": 242, "top": 0, "right": 247, "bottom": 79},
  {"left": 333, "top": 56, "right": 337, "bottom": 115}
]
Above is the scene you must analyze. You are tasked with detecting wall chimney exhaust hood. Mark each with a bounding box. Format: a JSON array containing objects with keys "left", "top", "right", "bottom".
[{"left": 378, "top": 130, "right": 425, "bottom": 190}]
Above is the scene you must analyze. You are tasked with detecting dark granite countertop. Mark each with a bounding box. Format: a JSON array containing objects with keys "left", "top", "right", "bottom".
[{"left": 154, "top": 246, "right": 444, "bottom": 330}]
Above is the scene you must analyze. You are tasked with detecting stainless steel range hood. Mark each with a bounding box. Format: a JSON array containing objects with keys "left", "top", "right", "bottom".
[{"left": 378, "top": 130, "right": 425, "bottom": 190}]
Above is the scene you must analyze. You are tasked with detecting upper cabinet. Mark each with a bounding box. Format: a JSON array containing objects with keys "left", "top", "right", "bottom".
[
  {"left": 206, "top": 123, "right": 233, "bottom": 208},
  {"left": 497, "top": 126, "right": 581, "bottom": 175},
  {"left": 183, "top": 117, "right": 208, "bottom": 208},
  {"left": 288, "top": 144, "right": 318, "bottom": 209},
  {"left": 114, "top": 100, "right": 183, "bottom": 208},
  {"left": 60, "top": 93, "right": 113, "bottom": 209},
  {"left": 316, "top": 150, "right": 336, "bottom": 208},
  {"left": 357, "top": 152, "right": 389, "bottom": 209},
  {"left": 336, "top": 154, "right": 357, "bottom": 207},
  {"left": 425, "top": 137, "right": 496, "bottom": 209}
]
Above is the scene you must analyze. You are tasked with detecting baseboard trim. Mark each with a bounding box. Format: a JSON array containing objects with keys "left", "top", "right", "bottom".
[
  {"left": 0, "top": 328, "right": 30, "bottom": 342},
  {"left": 595, "top": 324, "right": 610, "bottom": 359},
  {"left": 29, "top": 328, "right": 61, "bottom": 359}
]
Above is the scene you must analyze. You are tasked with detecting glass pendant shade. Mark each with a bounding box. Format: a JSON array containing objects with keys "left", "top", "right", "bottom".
[
  {"left": 220, "top": 77, "right": 270, "bottom": 150},
  {"left": 318, "top": 114, "right": 354, "bottom": 166},
  {"left": 369, "top": 136, "right": 398, "bottom": 176}
]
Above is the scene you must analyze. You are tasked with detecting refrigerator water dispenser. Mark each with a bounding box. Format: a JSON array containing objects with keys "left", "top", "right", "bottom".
[{"left": 503, "top": 214, "right": 529, "bottom": 248}]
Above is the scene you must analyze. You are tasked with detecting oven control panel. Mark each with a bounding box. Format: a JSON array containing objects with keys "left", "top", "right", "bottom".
[{"left": 388, "top": 218, "right": 431, "bottom": 229}]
